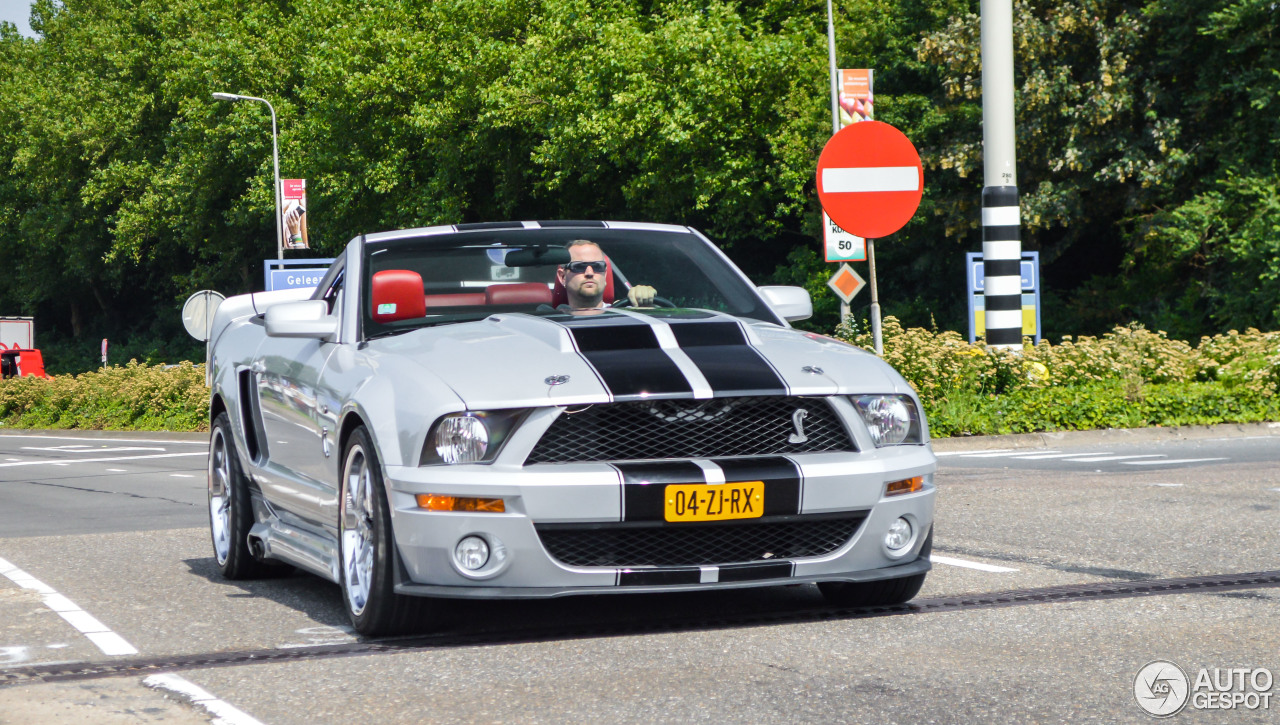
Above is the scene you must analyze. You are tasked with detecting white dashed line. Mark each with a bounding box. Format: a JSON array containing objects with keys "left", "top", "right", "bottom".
[
  {"left": 106, "top": 468, "right": 126, "bottom": 472},
  {"left": 1123, "top": 458, "right": 1228, "bottom": 466},
  {"left": 960, "top": 450, "right": 1048, "bottom": 458},
  {"left": 0, "top": 451, "right": 206, "bottom": 468},
  {"left": 934, "top": 449, "right": 1012, "bottom": 457},
  {"left": 1012, "top": 451, "right": 1112, "bottom": 460},
  {"left": 0, "top": 555, "right": 261, "bottom": 723},
  {"left": 930, "top": 555, "right": 1019, "bottom": 573},
  {"left": 1062, "top": 454, "right": 1166, "bottom": 463},
  {"left": 1151, "top": 483, "right": 1185, "bottom": 487},
  {"left": 0, "top": 434, "right": 206, "bottom": 445},
  {"left": 170, "top": 474, "right": 195, "bottom": 478},
  {"left": 144, "top": 674, "right": 265, "bottom": 725}
]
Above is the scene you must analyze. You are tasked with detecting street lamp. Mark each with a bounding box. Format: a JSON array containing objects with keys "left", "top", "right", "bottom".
[{"left": 212, "top": 92, "right": 282, "bottom": 260}]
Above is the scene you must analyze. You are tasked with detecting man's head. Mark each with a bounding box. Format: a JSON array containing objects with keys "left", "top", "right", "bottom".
[{"left": 557, "top": 240, "right": 607, "bottom": 309}]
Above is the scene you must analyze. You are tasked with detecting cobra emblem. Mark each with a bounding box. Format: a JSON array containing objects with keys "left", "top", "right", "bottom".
[{"left": 788, "top": 408, "right": 809, "bottom": 444}]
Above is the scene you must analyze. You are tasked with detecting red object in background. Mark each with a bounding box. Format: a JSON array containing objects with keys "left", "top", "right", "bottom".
[
  {"left": 815, "top": 120, "right": 923, "bottom": 239},
  {"left": 0, "top": 348, "right": 48, "bottom": 379}
]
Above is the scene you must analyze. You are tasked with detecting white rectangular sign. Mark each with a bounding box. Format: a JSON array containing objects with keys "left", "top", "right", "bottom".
[
  {"left": 823, "top": 213, "right": 866, "bottom": 262},
  {"left": 0, "top": 317, "right": 34, "bottom": 350}
]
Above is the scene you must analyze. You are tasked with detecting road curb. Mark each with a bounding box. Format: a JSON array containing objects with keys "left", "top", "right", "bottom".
[{"left": 930, "top": 421, "right": 1280, "bottom": 453}]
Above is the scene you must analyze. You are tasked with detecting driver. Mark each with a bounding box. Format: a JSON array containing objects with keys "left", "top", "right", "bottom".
[{"left": 557, "top": 239, "right": 656, "bottom": 312}]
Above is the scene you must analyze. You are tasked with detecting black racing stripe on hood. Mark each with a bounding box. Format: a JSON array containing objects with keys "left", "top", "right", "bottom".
[
  {"left": 668, "top": 321, "right": 788, "bottom": 396},
  {"left": 558, "top": 317, "right": 693, "bottom": 399}
]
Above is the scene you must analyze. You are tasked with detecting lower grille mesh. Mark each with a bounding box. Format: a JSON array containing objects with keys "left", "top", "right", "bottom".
[{"left": 535, "top": 513, "right": 869, "bottom": 568}]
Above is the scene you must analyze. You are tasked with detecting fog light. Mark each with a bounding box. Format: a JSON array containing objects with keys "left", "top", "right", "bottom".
[
  {"left": 454, "top": 536, "right": 490, "bottom": 571},
  {"left": 884, "top": 517, "right": 913, "bottom": 552}
]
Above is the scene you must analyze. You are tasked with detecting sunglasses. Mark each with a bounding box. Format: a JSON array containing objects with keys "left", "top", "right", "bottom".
[{"left": 563, "top": 261, "right": 607, "bottom": 274}]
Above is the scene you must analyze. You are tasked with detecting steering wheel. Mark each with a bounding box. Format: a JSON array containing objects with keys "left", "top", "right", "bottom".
[{"left": 611, "top": 295, "right": 677, "bottom": 309}]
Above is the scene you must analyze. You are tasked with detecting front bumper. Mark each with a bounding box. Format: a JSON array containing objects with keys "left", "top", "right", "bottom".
[{"left": 382, "top": 446, "right": 936, "bottom": 599}]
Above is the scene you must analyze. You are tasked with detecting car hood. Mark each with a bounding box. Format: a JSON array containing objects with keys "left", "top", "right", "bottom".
[{"left": 366, "top": 309, "right": 912, "bottom": 410}]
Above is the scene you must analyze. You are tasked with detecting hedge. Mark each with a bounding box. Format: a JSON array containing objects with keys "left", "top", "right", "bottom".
[{"left": 1, "top": 321, "right": 1276, "bottom": 436}]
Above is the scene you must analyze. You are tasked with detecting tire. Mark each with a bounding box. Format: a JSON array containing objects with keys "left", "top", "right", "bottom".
[
  {"left": 818, "top": 526, "right": 932, "bottom": 607},
  {"left": 339, "top": 426, "right": 435, "bottom": 636},
  {"left": 208, "top": 412, "right": 269, "bottom": 579}
]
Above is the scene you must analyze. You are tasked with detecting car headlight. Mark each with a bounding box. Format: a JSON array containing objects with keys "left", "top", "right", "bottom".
[
  {"left": 434, "top": 414, "right": 489, "bottom": 463},
  {"left": 420, "top": 410, "right": 529, "bottom": 465},
  {"left": 852, "top": 395, "right": 923, "bottom": 447}
]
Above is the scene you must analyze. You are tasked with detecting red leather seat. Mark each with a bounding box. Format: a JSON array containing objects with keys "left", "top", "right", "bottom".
[
  {"left": 486, "top": 283, "right": 553, "bottom": 306},
  {"left": 371, "top": 270, "right": 427, "bottom": 322},
  {"left": 550, "top": 257, "right": 615, "bottom": 308},
  {"left": 424, "top": 293, "right": 487, "bottom": 308}
]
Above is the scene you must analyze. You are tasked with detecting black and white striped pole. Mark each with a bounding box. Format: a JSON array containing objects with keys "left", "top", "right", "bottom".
[{"left": 980, "top": 0, "right": 1022, "bottom": 350}]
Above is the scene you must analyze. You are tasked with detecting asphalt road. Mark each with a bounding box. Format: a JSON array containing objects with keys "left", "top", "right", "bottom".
[{"left": 1, "top": 424, "right": 1278, "bottom": 723}]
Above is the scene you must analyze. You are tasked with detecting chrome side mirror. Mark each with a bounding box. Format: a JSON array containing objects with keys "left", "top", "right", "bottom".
[
  {"left": 265, "top": 300, "right": 338, "bottom": 340},
  {"left": 757, "top": 286, "right": 813, "bottom": 322}
]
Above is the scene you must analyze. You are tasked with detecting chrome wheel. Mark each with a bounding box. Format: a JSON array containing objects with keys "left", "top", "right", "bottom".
[
  {"left": 208, "top": 425, "right": 232, "bottom": 566},
  {"left": 341, "top": 444, "right": 376, "bottom": 617}
]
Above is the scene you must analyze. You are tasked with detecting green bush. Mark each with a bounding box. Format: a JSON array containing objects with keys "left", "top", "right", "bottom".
[
  {"left": 0, "top": 321, "right": 1275, "bottom": 437},
  {"left": 833, "top": 318, "right": 1280, "bottom": 437},
  {"left": 0, "top": 360, "right": 209, "bottom": 432}
]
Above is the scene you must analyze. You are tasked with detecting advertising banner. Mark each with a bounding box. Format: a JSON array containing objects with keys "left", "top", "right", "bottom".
[
  {"left": 825, "top": 69, "right": 873, "bottom": 261},
  {"left": 281, "top": 179, "right": 309, "bottom": 250}
]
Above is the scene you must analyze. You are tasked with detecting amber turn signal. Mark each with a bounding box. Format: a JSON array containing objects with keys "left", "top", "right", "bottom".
[
  {"left": 415, "top": 494, "right": 505, "bottom": 513},
  {"left": 885, "top": 476, "right": 923, "bottom": 496}
]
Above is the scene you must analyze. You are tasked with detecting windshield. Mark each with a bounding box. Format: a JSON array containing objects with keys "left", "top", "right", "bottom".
[{"left": 360, "top": 227, "right": 779, "bottom": 339}]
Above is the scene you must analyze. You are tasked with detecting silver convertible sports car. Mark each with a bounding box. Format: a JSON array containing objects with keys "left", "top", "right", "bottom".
[{"left": 205, "top": 221, "right": 937, "bottom": 635}]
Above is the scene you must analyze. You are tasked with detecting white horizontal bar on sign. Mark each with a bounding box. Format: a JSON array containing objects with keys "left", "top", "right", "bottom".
[
  {"left": 822, "top": 166, "right": 919, "bottom": 193},
  {"left": 982, "top": 240, "right": 1022, "bottom": 260},
  {"left": 982, "top": 206, "right": 1020, "bottom": 227},
  {"left": 983, "top": 276, "right": 1023, "bottom": 296},
  {"left": 984, "top": 310, "right": 1024, "bottom": 329}
]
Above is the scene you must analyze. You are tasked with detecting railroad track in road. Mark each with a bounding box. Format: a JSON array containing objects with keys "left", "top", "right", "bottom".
[{"left": 3, "top": 569, "right": 1278, "bottom": 688}]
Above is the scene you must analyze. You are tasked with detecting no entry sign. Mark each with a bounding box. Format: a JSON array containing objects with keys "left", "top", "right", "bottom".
[{"left": 816, "top": 121, "right": 923, "bottom": 239}]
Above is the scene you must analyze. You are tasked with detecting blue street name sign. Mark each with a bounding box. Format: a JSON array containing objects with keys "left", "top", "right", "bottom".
[{"left": 264, "top": 258, "right": 336, "bottom": 291}]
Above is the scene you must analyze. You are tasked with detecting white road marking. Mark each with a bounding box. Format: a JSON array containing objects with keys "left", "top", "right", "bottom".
[
  {"left": 0, "top": 555, "right": 261, "bottom": 723},
  {"left": 21, "top": 445, "right": 166, "bottom": 453},
  {"left": 930, "top": 555, "right": 1018, "bottom": 573},
  {"left": 822, "top": 166, "right": 920, "bottom": 193},
  {"left": 1123, "top": 458, "right": 1228, "bottom": 466},
  {"left": 1065, "top": 454, "right": 1166, "bottom": 462},
  {"left": 1013, "top": 451, "right": 1112, "bottom": 460},
  {"left": 106, "top": 468, "right": 126, "bottom": 472},
  {"left": 170, "top": 474, "right": 194, "bottom": 478},
  {"left": 0, "top": 451, "right": 206, "bottom": 468},
  {"left": 0, "top": 556, "right": 137, "bottom": 656},
  {"left": 961, "top": 450, "right": 1056, "bottom": 458},
  {"left": 144, "top": 674, "right": 266, "bottom": 725},
  {"left": 1152, "top": 483, "right": 1185, "bottom": 487},
  {"left": 0, "top": 433, "right": 205, "bottom": 445},
  {"left": 934, "top": 448, "right": 1012, "bottom": 457}
]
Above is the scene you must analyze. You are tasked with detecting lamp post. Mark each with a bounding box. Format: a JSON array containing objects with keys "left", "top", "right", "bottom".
[{"left": 212, "top": 92, "right": 282, "bottom": 260}]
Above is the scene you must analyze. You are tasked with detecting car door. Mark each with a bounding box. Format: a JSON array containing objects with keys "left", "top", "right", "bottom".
[{"left": 254, "top": 269, "right": 345, "bottom": 527}]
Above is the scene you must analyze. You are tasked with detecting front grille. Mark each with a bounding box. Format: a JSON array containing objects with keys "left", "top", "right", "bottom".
[
  {"left": 526, "top": 396, "right": 854, "bottom": 464},
  {"left": 535, "top": 513, "right": 868, "bottom": 568}
]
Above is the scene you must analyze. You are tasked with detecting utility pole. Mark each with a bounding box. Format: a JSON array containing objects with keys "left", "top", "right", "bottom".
[{"left": 980, "top": 0, "right": 1023, "bottom": 350}]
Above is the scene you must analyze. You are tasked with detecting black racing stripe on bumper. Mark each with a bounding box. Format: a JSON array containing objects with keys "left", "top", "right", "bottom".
[
  {"left": 714, "top": 457, "right": 802, "bottom": 517},
  {"left": 616, "top": 461, "right": 706, "bottom": 522},
  {"left": 718, "top": 561, "right": 795, "bottom": 582},
  {"left": 618, "top": 568, "right": 703, "bottom": 586},
  {"left": 669, "top": 322, "right": 787, "bottom": 396}
]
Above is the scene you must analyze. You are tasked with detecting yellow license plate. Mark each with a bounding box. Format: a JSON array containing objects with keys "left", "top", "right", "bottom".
[{"left": 664, "top": 481, "right": 764, "bottom": 523}]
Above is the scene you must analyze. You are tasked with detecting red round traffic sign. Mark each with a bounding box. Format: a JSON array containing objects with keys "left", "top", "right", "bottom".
[{"left": 816, "top": 121, "right": 923, "bottom": 239}]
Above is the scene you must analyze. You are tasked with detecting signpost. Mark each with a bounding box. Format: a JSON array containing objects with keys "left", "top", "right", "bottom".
[
  {"left": 815, "top": 120, "right": 924, "bottom": 354},
  {"left": 966, "top": 251, "right": 1041, "bottom": 344}
]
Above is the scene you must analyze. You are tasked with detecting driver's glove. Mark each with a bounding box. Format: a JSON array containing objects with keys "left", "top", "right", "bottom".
[{"left": 627, "top": 285, "right": 656, "bottom": 307}]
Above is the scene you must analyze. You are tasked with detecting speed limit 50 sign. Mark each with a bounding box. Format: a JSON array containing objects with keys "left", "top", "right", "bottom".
[{"left": 823, "top": 213, "right": 866, "bottom": 262}]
